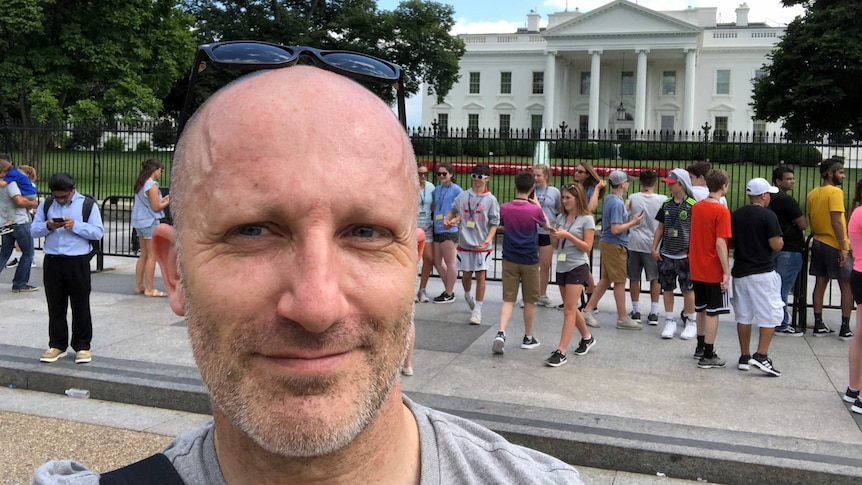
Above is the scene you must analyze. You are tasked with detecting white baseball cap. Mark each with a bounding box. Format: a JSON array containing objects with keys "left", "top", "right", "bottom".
[{"left": 746, "top": 177, "right": 779, "bottom": 196}]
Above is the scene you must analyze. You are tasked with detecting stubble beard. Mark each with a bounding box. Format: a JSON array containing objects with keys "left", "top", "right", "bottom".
[{"left": 178, "top": 270, "right": 413, "bottom": 458}]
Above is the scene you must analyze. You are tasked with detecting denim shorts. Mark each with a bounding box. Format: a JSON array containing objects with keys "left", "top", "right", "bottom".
[{"left": 135, "top": 221, "right": 159, "bottom": 239}]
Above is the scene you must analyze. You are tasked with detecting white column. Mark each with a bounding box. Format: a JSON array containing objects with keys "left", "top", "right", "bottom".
[
  {"left": 635, "top": 49, "right": 649, "bottom": 135},
  {"left": 543, "top": 51, "right": 557, "bottom": 133},
  {"left": 683, "top": 48, "right": 697, "bottom": 135},
  {"left": 588, "top": 49, "right": 602, "bottom": 134}
]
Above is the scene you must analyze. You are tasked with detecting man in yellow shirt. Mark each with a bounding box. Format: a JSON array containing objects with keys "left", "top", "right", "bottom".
[{"left": 807, "top": 157, "right": 854, "bottom": 340}]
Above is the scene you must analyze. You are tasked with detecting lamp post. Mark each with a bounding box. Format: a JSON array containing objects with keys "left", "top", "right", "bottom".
[
  {"left": 559, "top": 121, "right": 568, "bottom": 139},
  {"left": 701, "top": 121, "right": 712, "bottom": 161}
]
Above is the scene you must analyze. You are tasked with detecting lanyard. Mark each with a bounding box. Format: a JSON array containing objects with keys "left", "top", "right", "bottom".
[
  {"left": 435, "top": 185, "right": 450, "bottom": 214},
  {"left": 536, "top": 186, "right": 548, "bottom": 207},
  {"left": 559, "top": 215, "right": 578, "bottom": 250},
  {"left": 467, "top": 192, "right": 480, "bottom": 218}
]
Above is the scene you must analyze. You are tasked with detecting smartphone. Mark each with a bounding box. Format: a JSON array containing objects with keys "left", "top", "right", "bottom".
[{"left": 52, "top": 218, "right": 64, "bottom": 223}]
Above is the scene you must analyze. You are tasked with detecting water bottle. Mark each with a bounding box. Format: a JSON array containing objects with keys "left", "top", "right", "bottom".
[{"left": 64, "top": 388, "right": 90, "bottom": 399}]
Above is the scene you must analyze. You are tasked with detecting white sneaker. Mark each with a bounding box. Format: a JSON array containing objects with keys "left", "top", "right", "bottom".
[
  {"left": 518, "top": 299, "right": 525, "bottom": 308},
  {"left": 417, "top": 289, "right": 430, "bottom": 303},
  {"left": 661, "top": 320, "right": 676, "bottom": 339},
  {"left": 539, "top": 295, "right": 553, "bottom": 307},
  {"left": 583, "top": 311, "right": 600, "bottom": 328},
  {"left": 469, "top": 309, "right": 482, "bottom": 325},
  {"left": 465, "top": 293, "right": 475, "bottom": 310},
  {"left": 401, "top": 366, "right": 413, "bottom": 376},
  {"left": 680, "top": 321, "right": 697, "bottom": 340}
]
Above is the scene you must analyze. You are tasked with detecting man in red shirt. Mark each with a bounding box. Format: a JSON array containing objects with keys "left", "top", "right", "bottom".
[{"left": 689, "top": 169, "right": 732, "bottom": 369}]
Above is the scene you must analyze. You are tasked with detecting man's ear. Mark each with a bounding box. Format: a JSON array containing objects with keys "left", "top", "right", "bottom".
[{"left": 152, "top": 223, "right": 185, "bottom": 317}]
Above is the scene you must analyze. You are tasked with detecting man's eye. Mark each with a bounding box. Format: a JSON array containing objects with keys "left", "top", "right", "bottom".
[
  {"left": 351, "top": 226, "right": 378, "bottom": 238},
  {"left": 236, "top": 226, "right": 266, "bottom": 237}
]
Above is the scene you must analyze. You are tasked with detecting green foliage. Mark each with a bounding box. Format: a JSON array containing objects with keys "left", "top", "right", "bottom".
[
  {"left": 550, "top": 141, "right": 601, "bottom": 159},
  {"left": 180, "top": 0, "right": 464, "bottom": 112},
  {"left": 102, "top": 136, "right": 125, "bottom": 152},
  {"left": 136, "top": 140, "right": 152, "bottom": 152},
  {"left": 151, "top": 119, "right": 176, "bottom": 149},
  {"left": 751, "top": 0, "right": 862, "bottom": 141}
]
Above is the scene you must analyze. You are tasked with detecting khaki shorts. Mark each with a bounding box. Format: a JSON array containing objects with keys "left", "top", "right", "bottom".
[
  {"left": 599, "top": 241, "right": 627, "bottom": 283},
  {"left": 502, "top": 260, "right": 540, "bottom": 303}
]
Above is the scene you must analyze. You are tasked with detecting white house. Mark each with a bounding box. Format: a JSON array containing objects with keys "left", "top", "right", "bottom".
[{"left": 422, "top": 0, "right": 783, "bottom": 139}]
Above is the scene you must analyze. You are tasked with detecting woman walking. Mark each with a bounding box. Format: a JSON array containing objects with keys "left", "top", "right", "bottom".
[
  {"left": 416, "top": 163, "right": 435, "bottom": 302},
  {"left": 532, "top": 165, "right": 561, "bottom": 307},
  {"left": 546, "top": 183, "right": 597, "bottom": 367},
  {"left": 131, "top": 158, "right": 170, "bottom": 297}
]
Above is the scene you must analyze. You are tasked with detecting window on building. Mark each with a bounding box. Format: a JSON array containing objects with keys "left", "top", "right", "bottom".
[
  {"left": 499, "top": 114, "right": 511, "bottom": 138},
  {"left": 662, "top": 71, "right": 676, "bottom": 95},
  {"left": 531, "top": 114, "right": 543, "bottom": 136},
  {"left": 532, "top": 72, "right": 544, "bottom": 94},
  {"left": 500, "top": 72, "right": 512, "bottom": 95},
  {"left": 580, "top": 72, "right": 590, "bottom": 95},
  {"left": 469, "top": 72, "right": 481, "bottom": 94},
  {"left": 621, "top": 71, "right": 634, "bottom": 96},
  {"left": 753, "top": 119, "right": 767, "bottom": 142},
  {"left": 716, "top": 70, "right": 730, "bottom": 95},
  {"left": 579, "top": 115, "right": 589, "bottom": 139},
  {"left": 714, "top": 116, "right": 728, "bottom": 141},
  {"left": 435, "top": 113, "right": 448, "bottom": 136},
  {"left": 467, "top": 113, "right": 479, "bottom": 137}
]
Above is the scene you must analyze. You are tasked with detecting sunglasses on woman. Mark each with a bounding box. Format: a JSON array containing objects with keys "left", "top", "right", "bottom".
[{"left": 177, "top": 41, "right": 406, "bottom": 136}]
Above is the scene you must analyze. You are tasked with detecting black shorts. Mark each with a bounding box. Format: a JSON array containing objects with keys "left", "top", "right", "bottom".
[
  {"left": 557, "top": 263, "right": 591, "bottom": 286},
  {"left": 692, "top": 281, "right": 731, "bottom": 316},
  {"left": 852, "top": 271, "right": 862, "bottom": 305},
  {"left": 432, "top": 231, "right": 459, "bottom": 244},
  {"left": 538, "top": 234, "right": 551, "bottom": 247}
]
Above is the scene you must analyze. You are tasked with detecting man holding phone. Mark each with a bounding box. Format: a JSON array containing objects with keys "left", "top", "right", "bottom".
[{"left": 30, "top": 173, "right": 104, "bottom": 364}]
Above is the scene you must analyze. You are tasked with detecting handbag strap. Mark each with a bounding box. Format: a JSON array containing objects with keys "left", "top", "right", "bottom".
[{"left": 100, "top": 453, "right": 185, "bottom": 485}]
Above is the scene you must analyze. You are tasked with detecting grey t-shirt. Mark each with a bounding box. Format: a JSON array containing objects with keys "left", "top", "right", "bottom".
[
  {"left": 554, "top": 213, "right": 595, "bottom": 273},
  {"left": 3, "top": 182, "right": 31, "bottom": 224},
  {"left": 32, "top": 396, "right": 582, "bottom": 484}
]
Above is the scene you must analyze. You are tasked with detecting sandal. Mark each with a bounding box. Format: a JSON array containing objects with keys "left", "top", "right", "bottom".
[{"left": 144, "top": 290, "right": 167, "bottom": 298}]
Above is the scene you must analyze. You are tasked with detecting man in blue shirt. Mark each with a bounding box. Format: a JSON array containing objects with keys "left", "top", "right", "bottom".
[{"left": 30, "top": 173, "right": 104, "bottom": 364}]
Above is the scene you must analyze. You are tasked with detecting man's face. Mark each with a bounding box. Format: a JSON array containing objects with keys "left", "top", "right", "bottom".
[
  {"left": 471, "top": 172, "right": 489, "bottom": 189},
  {"left": 166, "top": 68, "right": 417, "bottom": 458},
  {"left": 831, "top": 168, "right": 845, "bottom": 186},
  {"left": 775, "top": 172, "right": 795, "bottom": 192},
  {"left": 51, "top": 189, "right": 74, "bottom": 205}
]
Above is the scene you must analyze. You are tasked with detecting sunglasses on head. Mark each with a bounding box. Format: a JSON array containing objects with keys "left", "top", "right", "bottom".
[
  {"left": 562, "top": 183, "right": 578, "bottom": 190},
  {"left": 471, "top": 173, "right": 489, "bottom": 180},
  {"left": 177, "top": 41, "right": 406, "bottom": 136}
]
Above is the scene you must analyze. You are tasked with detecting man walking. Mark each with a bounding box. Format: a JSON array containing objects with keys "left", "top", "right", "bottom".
[
  {"left": 30, "top": 173, "right": 104, "bottom": 364},
  {"left": 0, "top": 155, "right": 38, "bottom": 292},
  {"left": 731, "top": 178, "right": 785, "bottom": 376},
  {"left": 807, "top": 157, "right": 854, "bottom": 339},
  {"left": 768, "top": 166, "right": 807, "bottom": 336}
]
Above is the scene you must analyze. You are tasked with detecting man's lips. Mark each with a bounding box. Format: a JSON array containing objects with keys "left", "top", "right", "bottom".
[{"left": 257, "top": 350, "right": 352, "bottom": 374}]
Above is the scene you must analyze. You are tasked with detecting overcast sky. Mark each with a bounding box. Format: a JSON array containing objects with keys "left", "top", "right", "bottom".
[{"left": 377, "top": 0, "right": 806, "bottom": 126}]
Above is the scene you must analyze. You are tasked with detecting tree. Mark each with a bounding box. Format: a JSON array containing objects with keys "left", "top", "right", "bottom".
[
  {"left": 751, "top": 0, "right": 862, "bottom": 141},
  {"left": 177, "top": 0, "right": 465, "bottom": 119},
  {"left": 0, "top": 0, "right": 196, "bottom": 169}
]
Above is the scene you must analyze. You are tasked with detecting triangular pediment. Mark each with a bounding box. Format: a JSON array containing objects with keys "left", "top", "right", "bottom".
[
  {"left": 463, "top": 102, "right": 484, "bottom": 110},
  {"left": 545, "top": 0, "right": 701, "bottom": 38}
]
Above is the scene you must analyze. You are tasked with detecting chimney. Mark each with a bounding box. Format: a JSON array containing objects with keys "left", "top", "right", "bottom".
[
  {"left": 527, "top": 10, "right": 541, "bottom": 32},
  {"left": 735, "top": 3, "right": 749, "bottom": 27}
]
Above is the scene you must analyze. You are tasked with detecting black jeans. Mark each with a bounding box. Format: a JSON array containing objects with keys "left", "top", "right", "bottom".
[{"left": 43, "top": 255, "right": 92, "bottom": 351}]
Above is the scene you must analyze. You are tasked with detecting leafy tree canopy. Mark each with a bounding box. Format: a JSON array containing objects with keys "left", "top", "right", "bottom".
[
  {"left": 752, "top": 0, "right": 862, "bottom": 141},
  {"left": 0, "top": 0, "right": 196, "bottom": 124},
  {"left": 177, "top": 0, "right": 465, "bottom": 118}
]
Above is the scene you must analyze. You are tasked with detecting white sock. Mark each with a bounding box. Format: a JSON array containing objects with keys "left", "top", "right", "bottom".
[
  {"left": 11, "top": 250, "right": 21, "bottom": 259},
  {"left": 666, "top": 312, "right": 675, "bottom": 321},
  {"left": 475, "top": 301, "right": 483, "bottom": 311},
  {"left": 685, "top": 312, "right": 696, "bottom": 323},
  {"left": 631, "top": 301, "right": 640, "bottom": 313},
  {"left": 650, "top": 302, "right": 660, "bottom": 314}
]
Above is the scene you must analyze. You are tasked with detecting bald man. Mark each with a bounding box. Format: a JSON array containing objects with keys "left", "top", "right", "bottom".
[{"left": 34, "top": 63, "right": 581, "bottom": 484}]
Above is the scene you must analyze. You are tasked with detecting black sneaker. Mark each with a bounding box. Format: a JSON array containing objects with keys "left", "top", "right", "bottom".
[
  {"left": 432, "top": 292, "right": 455, "bottom": 304},
  {"left": 572, "top": 336, "right": 596, "bottom": 356},
  {"left": 557, "top": 303, "right": 565, "bottom": 310},
  {"left": 5, "top": 257, "right": 18, "bottom": 268},
  {"left": 697, "top": 354, "right": 726, "bottom": 369},
  {"left": 647, "top": 313, "right": 659, "bottom": 325},
  {"left": 492, "top": 331, "right": 506, "bottom": 354},
  {"left": 693, "top": 346, "right": 705, "bottom": 360},
  {"left": 738, "top": 355, "right": 751, "bottom": 371},
  {"left": 629, "top": 311, "right": 641, "bottom": 320},
  {"left": 813, "top": 325, "right": 835, "bottom": 337},
  {"left": 545, "top": 350, "right": 567, "bottom": 367},
  {"left": 853, "top": 398, "right": 862, "bottom": 415},
  {"left": 844, "top": 387, "right": 860, "bottom": 404},
  {"left": 839, "top": 324, "right": 854, "bottom": 341},
  {"left": 521, "top": 335, "right": 540, "bottom": 349},
  {"left": 11, "top": 285, "right": 38, "bottom": 293},
  {"left": 750, "top": 352, "right": 781, "bottom": 377},
  {"left": 775, "top": 325, "right": 803, "bottom": 337}
]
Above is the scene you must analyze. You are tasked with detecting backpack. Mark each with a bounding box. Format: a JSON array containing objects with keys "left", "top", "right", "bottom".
[{"left": 42, "top": 194, "right": 101, "bottom": 260}]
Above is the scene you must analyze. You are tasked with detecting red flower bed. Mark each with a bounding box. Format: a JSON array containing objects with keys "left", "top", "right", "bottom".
[{"left": 420, "top": 161, "right": 670, "bottom": 178}]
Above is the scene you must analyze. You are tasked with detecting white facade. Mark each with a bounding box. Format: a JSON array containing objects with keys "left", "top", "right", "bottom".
[{"left": 422, "top": 0, "right": 782, "bottom": 137}]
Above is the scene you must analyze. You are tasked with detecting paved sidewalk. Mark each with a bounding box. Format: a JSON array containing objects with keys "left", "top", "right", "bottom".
[{"left": 2, "top": 253, "right": 862, "bottom": 484}]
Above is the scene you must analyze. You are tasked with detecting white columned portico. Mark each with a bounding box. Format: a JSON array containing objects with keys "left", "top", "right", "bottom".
[
  {"left": 588, "top": 49, "right": 602, "bottom": 134},
  {"left": 683, "top": 48, "right": 697, "bottom": 134},
  {"left": 543, "top": 51, "right": 557, "bottom": 133},
  {"left": 634, "top": 49, "right": 649, "bottom": 135}
]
